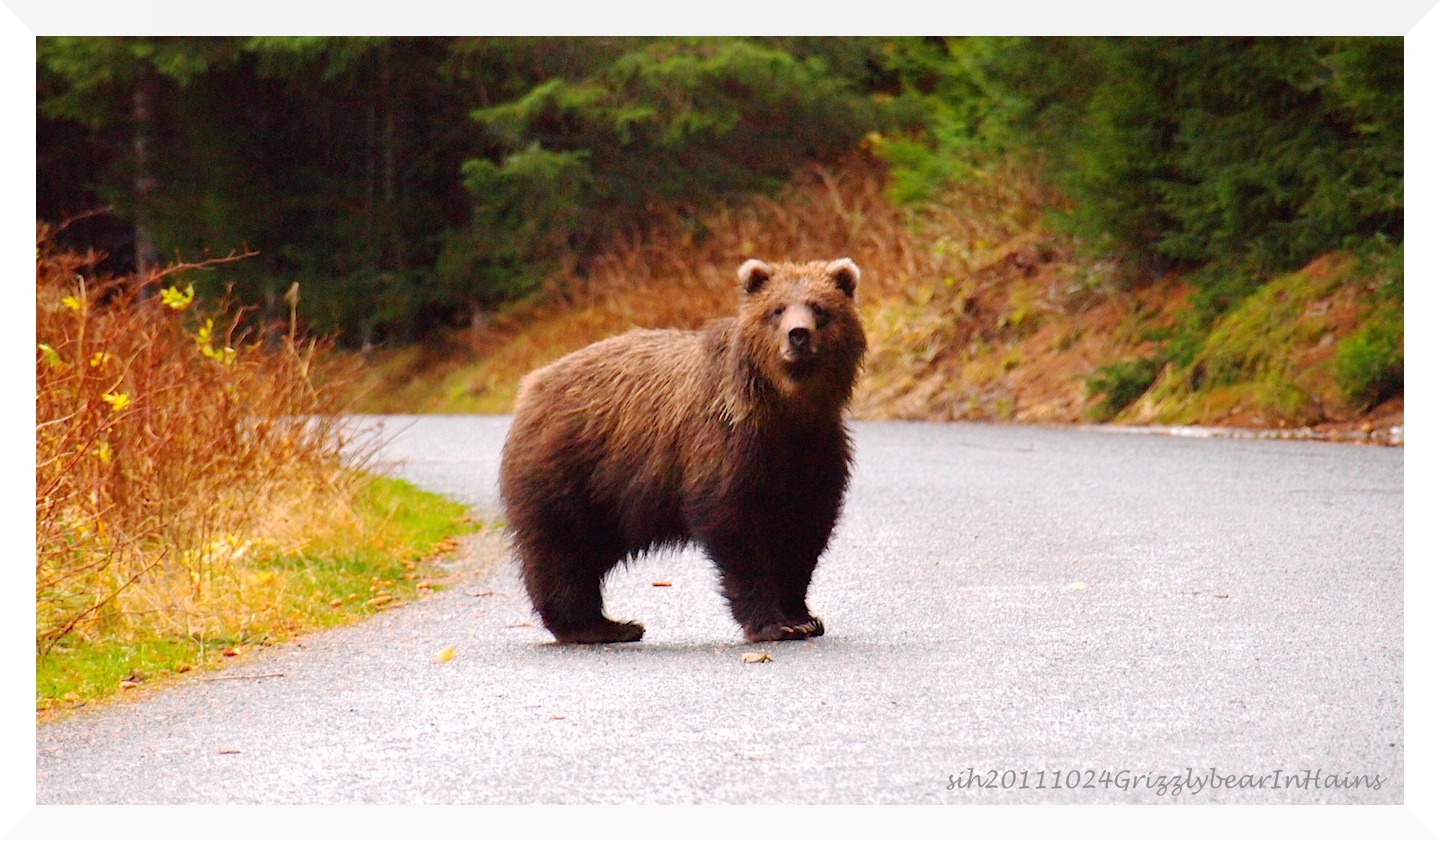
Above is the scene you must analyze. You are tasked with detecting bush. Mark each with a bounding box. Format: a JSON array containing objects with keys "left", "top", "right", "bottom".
[
  {"left": 1334, "top": 318, "right": 1403, "bottom": 410},
  {"left": 35, "top": 227, "right": 362, "bottom": 652},
  {"left": 1084, "top": 356, "right": 1162, "bottom": 420}
]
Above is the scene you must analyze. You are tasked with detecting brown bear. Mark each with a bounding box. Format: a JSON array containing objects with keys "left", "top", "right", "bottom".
[{"left": 499, "top": 258, "right": 866, "bottom": 644}]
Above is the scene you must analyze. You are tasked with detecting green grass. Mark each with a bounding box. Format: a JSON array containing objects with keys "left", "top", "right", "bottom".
[
  {"left": 37, "top": 475, "right": 477, "bottom": 715},
  {"left": 1120, "top": 252, "right": 1401, "bottom": 426},
  {"left": 1334, "top": 308, "right": 1403, "bottom": 410}
]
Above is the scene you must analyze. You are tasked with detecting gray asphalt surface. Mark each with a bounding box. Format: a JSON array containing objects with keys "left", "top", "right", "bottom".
[{"left": 34, "top": 417, "right": 1403, "bottom": 805}]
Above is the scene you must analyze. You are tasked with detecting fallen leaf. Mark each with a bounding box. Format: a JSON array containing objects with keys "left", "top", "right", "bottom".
[
  {"left": 652, "top": 581, "right": 672, "bottom": 587},
  {"left": 742, "top": 651, "right": 773, "bottom": 663},
  {"left": 548, "top": 715, "right": 566, "bottom": 721},
  {"left": 222, "top": 647, "right": 242, "bottom": 657},
  {"left": 365, "top": 595, "right": 393, "bottom": 608},
  {"left": 1216, "top": 593, "right": 1230, "bottom": 599},
  {"left": 432, "top": 646, "right": 456, "bottom": 663},
  {"left": 329, "top": 598, "right": 343, "bottom": 608},
  {"left": 1067, "top": 582, "right": 1089, "bottom": 591},
  {"left": 505, "top": 622, "right": 532, "bottom": 628},
  {"left": 217, "top": 748, "right": 241, "bottom": 755}
]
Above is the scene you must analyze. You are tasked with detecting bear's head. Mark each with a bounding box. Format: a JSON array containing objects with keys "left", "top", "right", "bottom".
[{"left": 734, "top": 258, "right": 867, "bottom": 409}]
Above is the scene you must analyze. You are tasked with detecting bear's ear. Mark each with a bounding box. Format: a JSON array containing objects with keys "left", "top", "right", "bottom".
[
  {"left": 826, "top": 258, "right": 860, "bottom": 298},
  {"left": 738, "top": 259, "right": 772, "bottom": 294}
]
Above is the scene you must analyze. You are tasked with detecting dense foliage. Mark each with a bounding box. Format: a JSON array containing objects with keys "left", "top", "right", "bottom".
[
  {"left": 38, "top": 36, "right": 1402, "bottom": 347},
  {"left": 880, "top": 37, "right": 1403, "bottom": 281},
  {"left": 39, "top": 36, "right": 891, "bottom": 345},
  {"left": 35, "top": 227, "right": 360, "bottom": 652}
]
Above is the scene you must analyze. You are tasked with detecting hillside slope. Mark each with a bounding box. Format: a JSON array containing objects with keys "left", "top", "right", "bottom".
[{"left": 348, "top": 160, "right": 1402, "bottom": 444}]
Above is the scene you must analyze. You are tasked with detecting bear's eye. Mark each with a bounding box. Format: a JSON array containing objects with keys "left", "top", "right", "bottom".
[
  {"left": 812, "top": 306, "right": 831, "bottom": 328},
  {"left": 771, "top": 306, "right": 785, "bottom": 319}
]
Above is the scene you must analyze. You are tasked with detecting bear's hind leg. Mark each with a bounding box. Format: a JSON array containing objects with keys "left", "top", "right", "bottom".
[
  {"left": 517, "top": 538, "right": 643, "bottom": 644},
  {"left": 551, "top": 615, "right": 645, "bottom": 644}
]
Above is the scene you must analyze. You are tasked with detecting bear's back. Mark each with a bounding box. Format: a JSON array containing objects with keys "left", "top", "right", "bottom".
[
  {"left": 512, "top": 325, "right": 727, "bottom": 437},
  {"left": 502, "top": 325, "right": 739, "bottom": 545}
]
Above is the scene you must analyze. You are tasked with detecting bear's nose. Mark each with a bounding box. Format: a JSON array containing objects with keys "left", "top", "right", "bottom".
[{"left": 788, "top": 326, "right": 811, "bottom": 351}]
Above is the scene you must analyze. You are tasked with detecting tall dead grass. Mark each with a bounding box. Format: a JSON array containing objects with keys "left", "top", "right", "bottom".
[
  {"left": 35, "top": 227, "right": 363, "bottom": 653},
  {"left": 420, "top": 154, "right": 1067, "bottom": 414},
  {"left": 352, "top": 153, "right": 1399, "bottom": 433}
]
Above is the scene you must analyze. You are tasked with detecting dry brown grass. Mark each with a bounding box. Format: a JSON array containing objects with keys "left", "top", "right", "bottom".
[
  {"left": 352, "top": 154, "right": 1082, "bottom": 415},
  {"left": 35, "top": 227, "right": 366, "bottom": 653},
  {"left": 349, "top": 153, "right": 1401, "bottom": 439},
  {"left": 442, "top": 156, "right": 924, "bottom": 413}
]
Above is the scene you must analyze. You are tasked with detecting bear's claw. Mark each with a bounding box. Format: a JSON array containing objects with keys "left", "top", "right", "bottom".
[{"left": 745, "top": 616, "right": 824, "bottom": 643}]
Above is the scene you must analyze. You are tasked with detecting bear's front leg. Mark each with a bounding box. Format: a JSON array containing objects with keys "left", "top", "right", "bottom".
[
  {"left": 745, "top": 553, "right": 825, "bottom": 642},
  {"left": 745, "top": 615, "right": 825, "bottom": 643},
  {"left": 706, "top": 535, "right": 824, "bottom": 642}
]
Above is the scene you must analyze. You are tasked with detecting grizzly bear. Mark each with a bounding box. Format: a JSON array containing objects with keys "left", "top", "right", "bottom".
[{"left": 499, "top": 258, "right": 866, "bottom": 644}]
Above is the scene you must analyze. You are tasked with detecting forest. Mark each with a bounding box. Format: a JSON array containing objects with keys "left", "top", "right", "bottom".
[{"left": 39, "top": 36, "right": 1402, "bottom": 346}]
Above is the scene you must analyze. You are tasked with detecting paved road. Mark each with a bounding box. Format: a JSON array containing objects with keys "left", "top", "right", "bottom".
[{"left": 34, "top": 418, "right": 1403, "bottom": 805}]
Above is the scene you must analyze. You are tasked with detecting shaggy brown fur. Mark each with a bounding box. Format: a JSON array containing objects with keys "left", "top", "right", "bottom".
[{"left": 499, "top": 258, "right": 866, "bottom": 643}]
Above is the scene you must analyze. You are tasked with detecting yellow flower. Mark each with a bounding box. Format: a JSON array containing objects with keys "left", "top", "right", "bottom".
[
  {"left": 202, "top": 345, "right": 237, "bottom": 365},
  {"left": 161, "top": 284, "right": 195, "bottom": 310},
  {"left": 195, "top": 320, "right": 236, "bottom": 365},
  {"left": 194, "top": 319, "right": 214, "bottom": 347},
  {"left": 37, "top": 343, "right": 63, "bottom": 368},
  {"left": 61, "top": 296, "right": 81, "bottom": 311},
  {"left": 90, "top": 351, "right": 114, "bottom": 368},
  {"left": 95, "top": 442, "right": 112, "bottom": 464},
  {"left": 101, "top": 392, "right": 131, "bottom": 412}
]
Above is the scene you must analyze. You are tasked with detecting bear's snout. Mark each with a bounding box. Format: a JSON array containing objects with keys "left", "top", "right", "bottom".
[{"left": 780, "top": 306, "right": 817, "bottom": 359}]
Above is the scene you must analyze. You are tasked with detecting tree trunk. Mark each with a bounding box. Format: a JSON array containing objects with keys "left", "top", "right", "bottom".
[
  {"left": 132, "top": 67, "right": 160, "bottom": 279},
  {"left": 381, "top": 40, "right": 404, "bottom": 273}
]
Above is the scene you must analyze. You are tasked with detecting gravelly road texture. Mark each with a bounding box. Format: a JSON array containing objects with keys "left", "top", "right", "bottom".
[{"left": 34, "top": 417, "right": 1403, "bottom": 805}]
